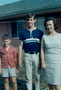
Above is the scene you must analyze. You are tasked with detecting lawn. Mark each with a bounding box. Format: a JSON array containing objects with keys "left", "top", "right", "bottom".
[{"left": 0, "top": 61, "right": 49, "bottom": 90}]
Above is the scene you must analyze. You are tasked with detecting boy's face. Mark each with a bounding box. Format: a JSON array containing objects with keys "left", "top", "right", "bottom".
[
  {"left": 26, "top": 16, "right": 36, "bottom": 28},
  {"left": 3, "top": 39, "right": 11, "bottom": 47}
]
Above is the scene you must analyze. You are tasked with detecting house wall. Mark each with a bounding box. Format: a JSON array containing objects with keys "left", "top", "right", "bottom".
[
  {"left": 56, "top": 16, "right": 61, "bottom": 33},
  {"left": 44, "top": 17, "right": 61, "bottom": 34},
  {"left": 44, "top": 13, "right": 61, "bottom": 33},
  {"left": 0, "top": 15, "right": 61, "bottom": 49},
  {"left": 0, "top": 23, "right": 7, "bottom": 46},
  {"left": 0, "top": 22, "right": 19, "bottom": 50}
]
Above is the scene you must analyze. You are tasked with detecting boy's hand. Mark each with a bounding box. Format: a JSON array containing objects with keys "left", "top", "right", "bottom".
[
  {"left": 16, "top": 69, "right": 19, "bottom": 74},
  {"left": 0, "top": 68, "right": 2, "bottom": 75}
]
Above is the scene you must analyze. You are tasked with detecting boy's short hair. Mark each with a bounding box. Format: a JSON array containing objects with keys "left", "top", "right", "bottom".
[
  {"left": 25, "top": 12, "right": 36, "bottom": 20},
  {"left": 2, "top": 34, "right": 11, "bottom": 40}
]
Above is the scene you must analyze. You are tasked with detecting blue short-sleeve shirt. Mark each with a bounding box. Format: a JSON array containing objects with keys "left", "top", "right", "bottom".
[{"left": 19, "top": 28, "right": 44, "bottom": 52}]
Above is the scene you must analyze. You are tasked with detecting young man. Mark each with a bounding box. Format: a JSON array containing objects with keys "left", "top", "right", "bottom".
[
  {"left": 0, "top": 34, "right": 18, "bottom": 90},
  {"left": 18, "top": 12, "right": 44, "bottom": 90}
]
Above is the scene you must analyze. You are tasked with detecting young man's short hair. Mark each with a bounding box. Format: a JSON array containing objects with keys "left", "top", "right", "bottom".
[
  {"left": 25, "top": 12, "right": 36, "bottom": 20},
  {"left": 2, "top": 34, "right": 11, "bottom": 40}
]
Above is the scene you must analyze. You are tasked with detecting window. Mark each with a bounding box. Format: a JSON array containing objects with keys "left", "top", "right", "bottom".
[
  {"left": 17, "top": 20, "right": 24, "bottom": 37},
  {"left": 11, "top": 21, "right": 17, "bottom": 37},
  {"left": 11, "top": 20, "right": 24, "bottom": 38},
  {"left": 36, "top": 17, "right": 45, "bottom": 33}
]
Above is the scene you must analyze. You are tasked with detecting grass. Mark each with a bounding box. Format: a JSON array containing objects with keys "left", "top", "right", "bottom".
[{"left": 0, "top": 61, "right": 49, "bottom": 90}]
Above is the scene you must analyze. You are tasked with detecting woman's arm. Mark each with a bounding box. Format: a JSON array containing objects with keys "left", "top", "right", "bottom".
[{"left": 41, "top": 37, "right": 46, "bottom": 69}]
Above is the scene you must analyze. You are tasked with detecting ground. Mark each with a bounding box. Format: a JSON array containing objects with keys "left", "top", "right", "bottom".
[{"left": 0, "top": 61, "right": 49, "bottom": 90}]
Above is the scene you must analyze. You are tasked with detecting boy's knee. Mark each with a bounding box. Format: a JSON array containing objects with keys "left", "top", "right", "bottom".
[
  {"left": 4, "top": 78, "right": 9, "bottom": 83},
  {"left": 4, "top": 80, "right": 9, "bottom": 83},
  {"left": 12, "top": 81, "right": 17, "bottom": 85}
]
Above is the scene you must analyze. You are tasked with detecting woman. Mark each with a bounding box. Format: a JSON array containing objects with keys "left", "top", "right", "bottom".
[{"left": 41, "top": 17, "right": 61, "bottom": 90}]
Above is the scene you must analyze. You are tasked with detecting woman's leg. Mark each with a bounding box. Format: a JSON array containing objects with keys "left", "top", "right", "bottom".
[
  {"left": 48, "top": 84, "right": 54, "bottom": 90},
  {"left": 54, "top": 85, "right": 61, "bottom": 90}
]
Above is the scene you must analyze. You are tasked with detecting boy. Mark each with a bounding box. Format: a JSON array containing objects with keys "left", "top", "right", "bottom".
[
  {"left": 0, "top": 34, "right": 18, "bottom": 90},
  {"left": 18, "top": 12, "right": 44, "bottom": 90}
]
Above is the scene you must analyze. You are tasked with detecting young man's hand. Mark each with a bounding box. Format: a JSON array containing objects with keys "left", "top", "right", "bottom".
[{"left": 19, "top": 60, "right": 23, "bottom": 67}]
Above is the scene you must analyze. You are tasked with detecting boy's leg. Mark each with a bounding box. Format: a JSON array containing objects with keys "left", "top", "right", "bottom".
[
  {"left": 11, "top": 77, "right": 17, "bottom": 90},
  {"left": 4, "top": 77, "right": 9, "bottom": 90},
  {"left": 2, "top": 68, "right": 10, "bottom": 90},
  {"left": 9, "top": 66, "right": 17, "bottom": 90}
]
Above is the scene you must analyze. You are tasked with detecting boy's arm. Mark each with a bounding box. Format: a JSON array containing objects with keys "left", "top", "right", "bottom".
[
  {"left": 0, "top": 58, "right": 2, "bottom": 74},
  {"left": 13, "top": 48, "right": 19, "bottom": 70},
  {"left": 15, "top": 57, "right": 19, "bottom": 74},
  {"left": 15, "top": 57, "right": 19, "bottom": 69},
  {"left": 18, "top": 41, "right": 23, "bottom": 67},
  {"left": 41, "top": 37, "right": 46, "bottom": 69}
]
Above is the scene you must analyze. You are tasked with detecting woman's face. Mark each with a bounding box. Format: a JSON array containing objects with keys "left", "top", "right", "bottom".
[{"left": 45, "top": 20, "right": 55, "bottom": 33}]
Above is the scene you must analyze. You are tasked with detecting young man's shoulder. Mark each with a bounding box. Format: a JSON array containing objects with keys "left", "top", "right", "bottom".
[
  {"left": 36, "top": 28, "right": 43, "bottom": 31},
  {"left": 19, "top": 29, "right": 27, "bottom": 36},
  {"left": 36, "top": 28, "right": 44, "bottom": 34}
]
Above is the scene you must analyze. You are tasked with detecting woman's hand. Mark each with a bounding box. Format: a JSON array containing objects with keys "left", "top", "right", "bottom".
[{"left": 41, "top": 63, "right": 46, "bottom": 69}]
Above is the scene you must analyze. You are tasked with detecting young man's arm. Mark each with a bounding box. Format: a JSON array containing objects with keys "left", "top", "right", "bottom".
[
  {"left": 18, "top": 41, "right": 23, "bottom": 67},
  {"left": 41, "top": 37, "right": 46, "bottom": 69}
]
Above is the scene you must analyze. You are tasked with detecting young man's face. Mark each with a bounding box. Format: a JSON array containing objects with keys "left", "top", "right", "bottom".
[
  {"left": 3, "top": 39, "right": 11, "bottom": 47},
  {"left": 26, "top": 16, "right": 36, "bottom": 28}
]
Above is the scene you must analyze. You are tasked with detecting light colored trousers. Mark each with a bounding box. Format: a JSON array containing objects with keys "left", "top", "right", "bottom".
[{"left": 24, "top": 52, "right": 41, "bottom": 90}]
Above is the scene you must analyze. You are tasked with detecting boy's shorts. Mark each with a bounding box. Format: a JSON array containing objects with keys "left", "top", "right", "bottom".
[{"left": 2, "top": 66, "right": 17, "bottom": 77}]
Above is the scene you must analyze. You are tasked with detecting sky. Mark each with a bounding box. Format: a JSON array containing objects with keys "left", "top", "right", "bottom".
[{"left": 0, "top": 0, "right": 22, "bottom": 6}]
